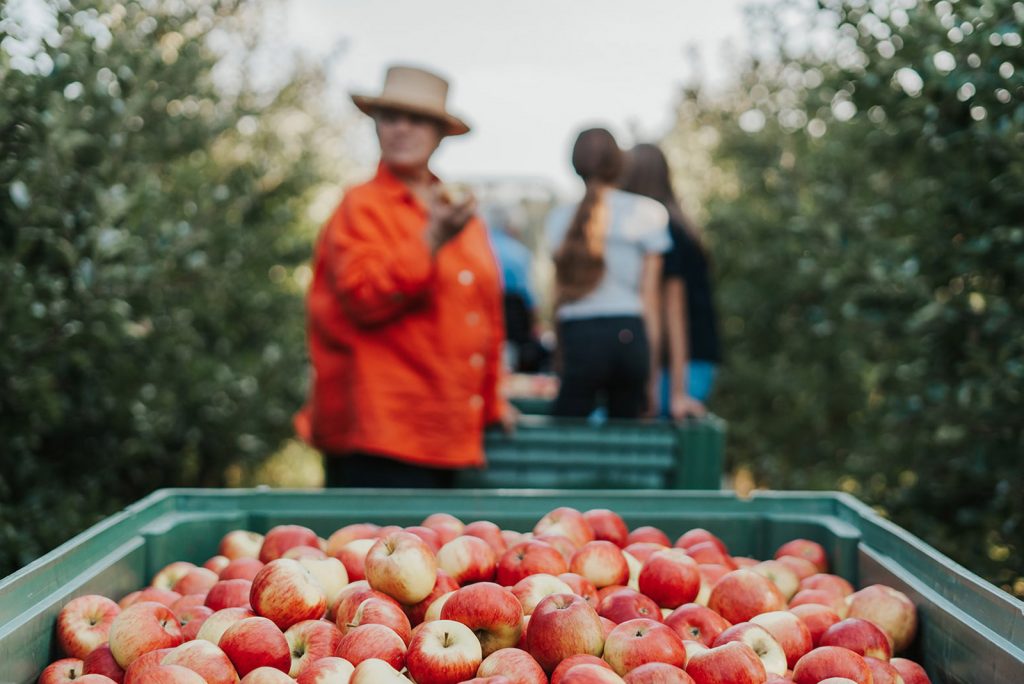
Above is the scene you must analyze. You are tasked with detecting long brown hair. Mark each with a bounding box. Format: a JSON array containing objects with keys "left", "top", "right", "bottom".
[
  {"left": 554, "top": 128, "right": 624, "bottom": 304},
  {"left": 620, "top": 143, "right": 705, "bottom": 249}
]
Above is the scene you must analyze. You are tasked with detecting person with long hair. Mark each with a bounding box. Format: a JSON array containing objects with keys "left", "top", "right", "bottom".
[
  {"left": 620, "top": 143, "right": 721, "bottom": 419},
  {"left": 546, "top": 128, "right": 671, "bottom": 418}
]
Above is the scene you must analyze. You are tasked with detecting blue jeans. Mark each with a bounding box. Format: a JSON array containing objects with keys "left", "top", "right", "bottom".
[{"left": 659, "top": 361, "right": 718, "bottom": 416}]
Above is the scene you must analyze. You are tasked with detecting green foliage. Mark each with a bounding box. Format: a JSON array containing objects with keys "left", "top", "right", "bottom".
[
  {"left": 0, "top": 0, "right": 330, "bottom": 576},
  {"left": 670, "top": 0, "right": 1023, "bottom": 596}
]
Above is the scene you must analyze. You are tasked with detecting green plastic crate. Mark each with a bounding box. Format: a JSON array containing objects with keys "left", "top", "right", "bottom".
[
  {"left": 1, "top": 489, "right": 1020, "bottom": 683},
  {"left": 463, "top": 415, "right": 725, "bottom": 489}
]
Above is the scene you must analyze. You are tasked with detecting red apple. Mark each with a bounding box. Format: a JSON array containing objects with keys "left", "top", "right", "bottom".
[
  {"left": 326, "top": 523, "right": 381, "bottom": 557},
  {"left": 845, "top": 584, "right": 917, "bottom": 653},
  {"left": 335, "top": 623, "right": 407, "bottom": 671},
  {"left": 623, "top": 662, "right": 696, "bottom": 683},
  {"left": 502, "top": 530, "right": 527, "bottom": 548},
  {"left": 205, "top": 579, "right": 253, "bottom": 611},
  {"left": 171, "top": 568, "right": 220, "bottom": 596},
  {"left": 259, "top": 525, "right": 321, "bottom": 563},
  {"left": 218, "top": 616, "right": 290, "bottom": 677},
  {"left": 512, "top": 573, "right": 575, "bottom": 615},
  {"left": 295, "top": 655, "right": 355, "bottom": 683},
  {"left": 820, "top": 617, "right": 893, "bottom": 660},
  {"left": 404, "top": 525, "right": 443, "bottom": 554},
  {"left": 219, "top": 530, "right": 264, "bottom": 560},
  {"left": 440, "top": 582, "right": 524, "bottom": 656},
  {"left": 750, "top": 610, "right": 814, "bottom": 670},
  {"left": 462, "top": 677, "right": 514, "bottom": 684},
  {"left": 713, "top": 622, "right": 787, "bottom": 676},
  {"left": 497, "top": 540, "right": 569, "bottom": 586},
  {"left": 791, "top": 645, "right": 872, "bottom": 684},
  {"left": 551, "top": 654, "right": 615, "bottom": 684},
  {"left": 83, "top": 644, "right": 126, "bottom": 683},
  {"left": 108, "top": 601, "right": 184, "bottom": 668},
  {"left": 335, "top": 538, "right": 376, "bottom": 583},
  {"left": 865, "top": 656, "right": 906, "bottom": 684},
  {"left": 789, "top": 589, "right": 848, "bottom": 617},
  {"left": 203, "top": 555, "right": 231, "bottom": 575},
  {"left": 284, "top": 545, "right": 328, "bottom": 561},
  {"left": 477, "top": 647, "right": 547, "bottom": 683},
  {"left": 437, "top": 534, "right": 498, "bottom": 585},
  {"left": 526, "top": 593, "right": 605, "bottom": 673},
  {"left": 365, "top": 531, "right": 439, "bottom": 605},
  {"left": 238, "top": 667, "right": 294, "bottom": 683},
  {"left": 421, "top": 513, "right": 466, "bottom": 545},
  {"left": 170, "top": 593, "right": 206, "bottom": 615},
  {"left": 694, "top": 564, "right": 731, "bottom": 607},
  {"left": 534, "top": 507, "right": 595, "bottom": 549},
  {"left": 790, "top": 603, "right": 842, "bottom": 647},
  {"left": 559, "top": 664, "right": 627, "bottom": 683},
  {"left": 72, "top": 676, "right": 118, "bottom": 684},
  {"left": 160, "top": 640, "right": 237, "bottom": 684},
  {"left": 638, "top": 549, "right": 701, "bottom": 609},
  {"left": 890, "top": 657, "right": 932, "bottom": 684},
  {"left": 121, "top": 647, "right": 174, "bottom": 684},
  {"left": 535, "top": 534, "right": 580, "bottom": 564},
  {"left": 597, "top": 585, "right": 630, "bottom": 605},
  {"left": 732, "top": 557, "right": 760, "bottom": 569},
  {"left": 404, "top": 570, "right": 460, "bottom": 626},
  {"left": 774, "top": 555, "right": 819, "bottom": 581},
  {"left": 584, "top": 509, "right": 630, "bottom": 547},
  {"left": 298, "top": 556, "right": 349, "bottom": 611},
  {"left": 751, "top": 560, "right": 801, "bottom": 601},
  {"left": 800, "top": 573, "right": 854, "bottom": 599},
  {"left": 349, "top": 657, "right": 413, "bottom": 683},
  {"left": 405, "top": 618, "right": 482, "bottom": 684},
  {"left": 623, "top": 543, "right": 669, "bottom": 565},
  {"left": 345, "top": 596, "right": 412, "bottom": 644},
  {"left": 559, "top": 572, "right": 600, "bottom": 608},
  {"left": 570, "top": 541, "right": 631, "bottom": 589},
  {"left": 175, "top": 603, "right": 214, "bottom": 640},
  {"left": 120, "top": 587, "right": 182, "bottom": 609},
  {"left": 685, "top": 641, "right": 767, "bottom": 684},
  {"left": 674, "top": 529, "right": 728, "bottom": 555},
  {"left": 332, "top": 581, "right": 399, "bottom": 630},
  {"left": 38, "top": 658, "right": 85, "bottom": 684},
  {"left": 249, "top": 558, "right": 327, "bottom": 630},
  {"left": 684, "top": 541, "right": 737, "bottom": 569},
  {"left": 774, "top": 540, "right": 828, "bottom": 573},
  {"left": 284, "top": 618, "right": 344, "bottom": 676},
  {"left": 664, "top": 603, "right": 732, "bottom": 647},
  {"left": 598, "top": 588, "right": 662, "bottom": 624},
  {"left": 152, "top": 563, "right": 197, "bottom": 592},
  {"left": 707, "top": 569, "right": 786, "bottom": 624},
  {"left": 463, "top": 520, "right": 509, "bottom": 554},
  {"left": 603, "top": 618, "right": 686, "bottom": 675},
  {"left": 56, "top": 594, "right": 121, "bottom": 659},
  {"left": 194, "top": 606, "right": 255, "bottom": 644},
  {"left": 627, "top": 527, "right": 671, "bottom": 547},
  {"left": 219, "top": 558, "right": 265, "bottom": 582},
  {"left": 129, "top": 665, "right": 205, "bottom": 683}
]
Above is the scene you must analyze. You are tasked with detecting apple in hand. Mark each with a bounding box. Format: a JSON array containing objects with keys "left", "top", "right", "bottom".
[
  {"left": 713, "top": 622, "right": 788, "bottom": 676},
  {"left": 56, "top": 594, "right": 121, "bottom": 660},
  {"left": 707, "top": 569, "right": 786, "bottom": 624},
  {"left": 603, "top": 618, "right": 686, "bottom": 675},
  {"left": 250, "top": 558, "right": 328, "bottom": 630},
  {"left": 405, "top": 618, "right": 483, "bottom": 684},
  {"left": 750, "top": 610, "right": 814, "bottom": 669},
  {"left": 437, "top": 534, "right": 498, "bottom": 585},
  {"left": 623, "top": 662, "right": 695, "bottom": 683},
  {"left": 440, "top": 582, "right": 524, "bottom": 657},
  {"left": 638, "top": 549, "right": 701, "bottom": 609},
  {"left": 791, "top": 645, "right": 872, "bottom": 684},
  {"left": 364, "top": 531, "right": 438, "bottom": 605},
  {"left": 285, "top": 618, "right": 344, "bottom": 676},
  {"left": 477, "top": 647, "right": 547, "bottom": 683},
  {"left": 685, "top": 641, "right": 767, "bottom": 684},
  {"left": 570, "top": 541, "right": 631, "bottom": 589},
  {"left": 108, "top": 601, "right": 184, "bottom": 669},
  {"left": 295, "top": 655, "right": 355, "bottom": 684},
  {"left": 845, "top": 584, "right": 917, "bottom": 653},
  {"left": 526, "top": 593, "right": 605, "bottom": 673},
  {"left": 664, "top": 603, "right": 731, "bottom": 646},
  {"left": 497, "top": 540, "right": 569, "bottom": 586},
  {"left": 820, "top": 617, "right": 893, "bottom": 660},
  {"left": 583, "top": 509, "right": 630, "bottom": 548},
  {"left": 159, "top": 640, "right": 237, "bottom": 684},
  {"left": 218, "top": 616, "right": 290, "bottom": 677}
]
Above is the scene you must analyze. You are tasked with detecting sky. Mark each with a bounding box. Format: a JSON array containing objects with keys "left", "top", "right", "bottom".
[{"left": 277, "top": 0, "right": 751, "bottom": 197}]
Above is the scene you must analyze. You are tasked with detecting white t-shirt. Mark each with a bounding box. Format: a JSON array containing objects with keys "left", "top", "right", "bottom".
[{"left": 545, "top": 189, "right": 671, "bottom": 321}]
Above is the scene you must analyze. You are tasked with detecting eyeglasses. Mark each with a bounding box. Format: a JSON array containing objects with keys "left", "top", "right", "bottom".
[{"left": 375, "top": 108, "right": 441, "bottom": 128}]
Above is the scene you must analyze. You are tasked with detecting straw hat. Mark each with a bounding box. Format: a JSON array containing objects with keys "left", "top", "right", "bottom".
[{"left": 351, "top": 65, "right": 471, "bottom": 136}]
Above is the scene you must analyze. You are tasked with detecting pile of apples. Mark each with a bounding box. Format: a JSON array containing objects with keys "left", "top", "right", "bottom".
[{"left": 41, "top": 507, "right": 933, "bottom": 684}]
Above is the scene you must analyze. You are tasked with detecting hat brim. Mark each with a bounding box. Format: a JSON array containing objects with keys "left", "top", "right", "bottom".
[{"left": 351, "top": 94, "right": 470, "bottom": 136}]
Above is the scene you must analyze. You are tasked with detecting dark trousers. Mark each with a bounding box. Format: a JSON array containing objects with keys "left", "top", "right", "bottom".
[
  {"left": 552, "top": 316, "right": 650, "bottom": 419},
  {"left": 324, "top": 452, "right": 456, "bottom": 488}
]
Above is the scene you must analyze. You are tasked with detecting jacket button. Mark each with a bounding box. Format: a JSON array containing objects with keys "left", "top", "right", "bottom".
[{"left": 458, "top": 270, "right": 475, "bottom": 285}]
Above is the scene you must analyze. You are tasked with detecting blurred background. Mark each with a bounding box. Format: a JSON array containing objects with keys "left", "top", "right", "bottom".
[{"left": 1, "top": 0, "right": 1021, "bottom": 600}]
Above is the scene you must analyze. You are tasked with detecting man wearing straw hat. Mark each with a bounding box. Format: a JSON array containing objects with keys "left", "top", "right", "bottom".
[{"left": 295, "top": 65, "right": 515, "bottom": 487}]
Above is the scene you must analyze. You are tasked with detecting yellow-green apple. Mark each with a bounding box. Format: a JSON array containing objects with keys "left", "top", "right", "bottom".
[
  {"left": 791, "top": 645, "right": 872, "bottom": 684},
  {"left": 684, "top": 641, "right": 767, "bottom": 684},
  {"left": 623, "top": 662, "right": 696, "bottom": 683},
  {"left": 195, "top": 606, "right": 255, "bottom": 644},
  {"left": 751, "top": 560, "right": 801, "bottom": 601},
  {"left": 560, "top": 664, "right": 627, "bottom": 683},
  {"left": 750, "top": 610, "right": 813, "bottom": 670},
  {"left": 889, "top": 657, "right": 931, "bottom": 684},
  {"left": 120, "top": 587, "right": 182, "bottom": 609},
  {"left": 159, "top": 640, "right": 237, "bottom": 684},
  {"left": 83, "top": 644, "right": 125, "bottom": 682},
  {"left": 38, "top": 658, "right": 86, "bottom": 684},
  {"left": 122, "top": 647, "right": 174, "bottom": 684},
  {"left": 437, "top": 535, "right": 498, "bottom": 584},
  {"left": 219, "top": 558, "right": 264, "bottom": 582},
  {"left": 285, "top": 546, "right": 328, "bottom": 561},
  {"left": 526, "top": 593, "right": 605, "bottom": 673},
  {"left": 477, "top": 646, "right": 547, "bottom": 683},
  {"left": 249, "top": 558, "right": 327, "bottom": 630},
  {"left": 326, "top": 523, "right": 380, "bottom": 557},
  {"left": 284, "top": 618, "right": 344, "bottom": 676},
  {"left": 239, "top": 666, "right": 293, "bottom": 683},
  {"left": 865, "top": 656, "right": 906, "bottom": 684},
  {"left": 463, "top": 520, "right": 508, "bottom": 554},
  {"left": 789, "top": 589, "right": 848, "bottom": 617},
  {"left": 344, "top": 597, "right": 412, "bottom": 644},
  {"left": 638, "top": 549, "right": 701, "bottom": 609},
  {"left": 559, "top": 572, "right": 600, "bottom": 608},
  {"left": 845, "top": 584, "right": 917, "bottom": 653},
  {"left": 598, "top": 588, "right": 663, "bottom": 624},
  {"left": 176, "top": 604, "right": 214, "bottom": 640},
  {"left": 497, "top": 540, "right": 569, "bottom": 586},
  {"left": 405, "top": 619, "right": 483, "bottom": 684},
  {"left": 440, "top": 582, "right": 524, "bottom": 656},
  {"left": 295, "top": 655, "right": 355, "bottom": 684},
  {"left": 674, "top": 529, "right": 728, "bottom": 555},
  {"left": 335, "top": 623, "right": 407, "bottom": 670},
  {"left": 421, "top": 513, "right": 465, "bottom": 545},
  {"left": 551, "top": 654, "right": 614, "bottom": 684},
  {"left": 570, "top": 541, "right": 631, "bottom": 589},
  {"left": 583, "top": 509, "right": 629, "bottom": 547},
  {"left": 335, "top": 538, "right": 376, "bottom": 583},
  {"left": 533, "top": 507, "right": 595, "bottom": 549},
  {"left": 819, "top": 617, "right": 893, "bottom": 660},
  {"left": 298, "top": 557, "right": 348, "bottom": 609},
  {"left": 774, "top": 540, "right": 828, "bottom": 573},
  {"left": 219, "top": 530, "right": 264, "bottom": 561},
  {"left": 623, "top": 543, "right": 669, "bottom": 565},
  {"left": 56, "top": 594, "right": 121, "bottom": 659},
  {"left": 404, "top": 525, "right": 443, "bottom": 554},
  {"left": 800, "top": 574, "right": 854, "bottom": 599},
  {"left": 684, "top": 542, "right": 737, "bottom": 570},
  {"left": 627, "top": 527, "right": 671, "bottom": 547},
  {"left": 130, "top": 665, "right": 205, "bottom": 683},
  {"left": 203, "top": 555, "right": 231, "bottom": 575},
  {"left": 664, "top": 603, "right": 731, "bottom": 646},
  {"left": 694, "top": 564, "right": 731, "bottom": 607},
  {"left": 218, "top": 615, "right": 289, "bottom": 676},
  {"left": 603, "top": 618, "right": 686, "bottom": 675},
  {"left": 365, "top": 531, "right": 438, "bottom": 605},
  {"left": 108, "top": 601, "right": 184, "bottom": 668},
  {"left": 152, "top": 563, "right": 198, "bottom": 592},
  {"left": 512, "top": 573, "right": 574, "bottom": 615},
  {"left": 205, "top": 579, "right": 253, "bottom": 611},
  {"left": 349, "top": 657, "right": 413, "bottom": 683},
  {"left": 259, "top": 525, "right": 321, "bottom": 563},
  {"left": 790, "top": 603, "right": 842, "bottom": 646},
  {"left": 713, "top": 622, "right": 787, "bottom": 675},
  {"left": 708, "top": 569, "right": 787, "bottom": 624},
  {"left": 404, "top": 570, "right": 459, "bottom": 626},
  {"left": 171, "top": 568, "right": 219, "bottom": 596}
]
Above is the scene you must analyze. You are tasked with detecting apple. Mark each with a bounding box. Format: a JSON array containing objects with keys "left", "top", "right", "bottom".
[
  {"left": 526, "top": 593, "right": 605, "bottom": 673},
  {"left": 789, "top": 603, "right": 842, "bottom": 646},
  {"left": 674, "top": 529, "right": 728, "bottom": 555},
  {"left": 462, "top": 678, "right": 514, "bottom": 684},
  {"left": 171, "top": 568, "right": 220, "bottom": 596},
  {"left": 627, "top": 527, "right": 671, "bottom": 547},
  {"left": 364, "top": 531, "right": 438, "bottom": 604},
  {"left": 694, "top": 564, "right": 731, "bottom": 607},
  {"left": 623, "top": 543, "right": 669, "bottom": 565},
  {"left": 865, "top": 656, "right": 906, "bottom": 684},
  {"left": 623, "top": 662, "right": 696, "bottom": 683},
  {"left": 751, "top": 560, "right": 801, "bottom": 601},
  {"left": 56, "top": 594, "right": 121, "bottom": 659},
  {"left": 597, "top": 585, "right": 630, "bottom": 604},
  {"left": 889, "top": 657, "right": 932, "bottom": 684},
  {"left": 344, "top": 596, "right": 412, "bottom": 644},
  {"left": 774, "top": 540, "right": 828, "bottom": 573},
  {"left": 205, "top": 579, "right": 253, "bottom": 611},
  {"left": 421, "top": 513, "right": 466, "bottom": 545},
  {"left": 750, "top": 610, "right": 813, "bottom": 670},
  {"left": 219, "top": 530, "right": 265, "bottom": 560},
  {"left": 326, "top": 523, "right": 381, "bottom": 557},
  {"left": 816, "top": 680, "right": 858, "bottom": 684},
  {"left": 551, "top": 654, "right": 615, "bottom": 684},
  {"left": 108, "top": 601, "right": 184, "bottom": 668},
  {"left": 404, "top": 570, "right": 460, "bottom": 626},
  {"left": 195, "top": 606, "right": 255, "bottom": 644},
  {"left": 295, "top": 655, "right": 355, "bottom": 684},
  {"left": 203, "top": 555, "right": 231, "bottom": 574},
  {"left": 332, "top": 581, "right": 400, "bottom": 629},
  {"left": 349, "top": 657, "right": 414, "bottom": 683},
  {"left": 685, "top": 641, "right": 766, "bottom": 684},
  {"left": 559, "top": 664, "right": 627, "bottom": 683},
  {"left": 424, "top": 591, "right": 457, "bottom": 622},
  {"left": 707, "top": 569, "right": 786, "bottom": 624},
  {"left": 533, "top": 507, "right": 595, "bottom": 549},
  {"left": 584, "top": 509, "right": 629, "bottom": 547},
  {"left": 638, "top": 549, "right": 701, "bottom": 609},
  {"left": 437, "top": 534, "right": 498, "bottom": 584},
  {"left": 171, "top": 593, "right": 206, "bottom": 614},
  {"left": 121, "top": 647, "right": 174, "bottom": 684},
  {"left": 791, "top": 645, "right": 872, "bottom": 684},
  {"left": 285, "top": 546, "right": 329, "bottom": 561},
  {"left": 259, "top": 525, "right": 321, "bottom": 563},
  {"left": 477, "top": 647, "right": 547, "bottom": 683},
  {"left": 70, "top": 676, "right": 118, "bottom": 684},
  {"left": 502, "top": 530, "right": 527, "bottom": 548},
  {"left": 284, "top": 619, "right": 344, "bottom": 676},
  {"left": 250, "top": 558, "right": 328, "bottom": 630},
  {"left": 599, "top": 588, "right": 663, "bottom": 624},
  {"left": 535, "top": 534, "right": 580, "bottom": 564},
  {"left": 774, "top": 555, "right": 819, "bottom": 581},
  {"left": 335, "top": 538, "right": 376, "bottom": 583},
  {"left": 219, "top": 616, "right": 290, "bottom": 676},
  {"left": 152, "top": 563, "right": 198, "bottom": 592},
  {"left": 404, "top": 525, "right": 443, "bottom": 554},
  {"left": 559, "top": 572, "right": 600, "bottom": 608},
  {"left": 83, "top": 644, "right": 126, "bottom": 682},
  {"left": 713, "top": 622, "right": 787, "bottom": 675},
  {"left": 176, "top": 604, "right": 214, "bottom": 640},
  {"left": 219, "top": 558, "right": 265, "bottom": 582},
  {"left": 683, "top": 542, "right": 737, "bottom": 570},
  {"left": 335, "top": 623, "right": 407, "bottom": 670},
  {"left": 497, "top": 540, "right": 569, "bottom": 586},
  {"left": 664, "top": 603, "right": 731, "bottom": 646},
  {"left": 129, "top": 665, "right": 206, "bottom": 683},
  {"left": 298, "top": 557, "right": 349, "bottom": 609},
  {"left": 464, "top": 520, "right": 509, "bottom": 554},
  {"left": 440, "top": 581, "right": 524, "bottom": 656},
  {"left": 732, "top": 557, "right": 760, "bottom": 569},
  {"left": 603, "top": 618, "right": 686, "bottom": 675},
  {"left": 845, "top": 584, "right": 917, "bottom": 653},
  {"left": 405, "top": 618, "right": 482, "bottom": 684},
  {"left": 623, "top": 551, "right": 643, "bottom": 592},
  {"left": 800, "top": 573, "right": 854, "bottom": 599},
  {"left": 160, "top": 640, "right": 237, "bottom": 684},
  {"left": 570, "top": 541, "right": 631, "bottom": 589},
  {"left": 38, "top": 658, "right": 85, "bottom": 684},
  {"left": 512, "top": 573, "right": 575, "bottom": 615},
  {"left": 120, "top": 587, "right": 182, "bottom": 609},
  {"left": 820, "top": 617, "right": 893, "bottom": 660},
  {"left": 238, "top": 667, "right": 294, "bottom": 683},
  {"left": 789, "top": 589, "right": 848, "bottom": 617}
]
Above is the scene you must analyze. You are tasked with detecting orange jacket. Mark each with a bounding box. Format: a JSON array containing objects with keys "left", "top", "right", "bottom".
[{"left": 294, "top": 163, "right": 506, "bottom": 468}]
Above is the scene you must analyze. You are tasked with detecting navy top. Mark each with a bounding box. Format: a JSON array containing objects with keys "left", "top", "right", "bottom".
[{"left": 663, "top": 220, "right": 721, "bottom": 363}]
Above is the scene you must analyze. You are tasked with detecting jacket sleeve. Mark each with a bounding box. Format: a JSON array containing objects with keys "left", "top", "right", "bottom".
[
  {"left": 482, "top": 246, "right": 509, "bottom": 425},
  {"left": 326, "top": 194, "right": 435, "bottom": 327}
]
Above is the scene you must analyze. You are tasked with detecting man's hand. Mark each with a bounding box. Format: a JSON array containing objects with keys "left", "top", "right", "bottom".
[
  {"left": 426, "top": 184, "right": 476, "bottom": 254},
  {"left": 499, "top": 402, "right": 520, "bottom": 434}
]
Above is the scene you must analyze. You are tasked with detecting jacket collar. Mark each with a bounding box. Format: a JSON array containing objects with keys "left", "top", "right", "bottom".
[{"left": 375, "top": 162, "right": 440, "bottom": 208}]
